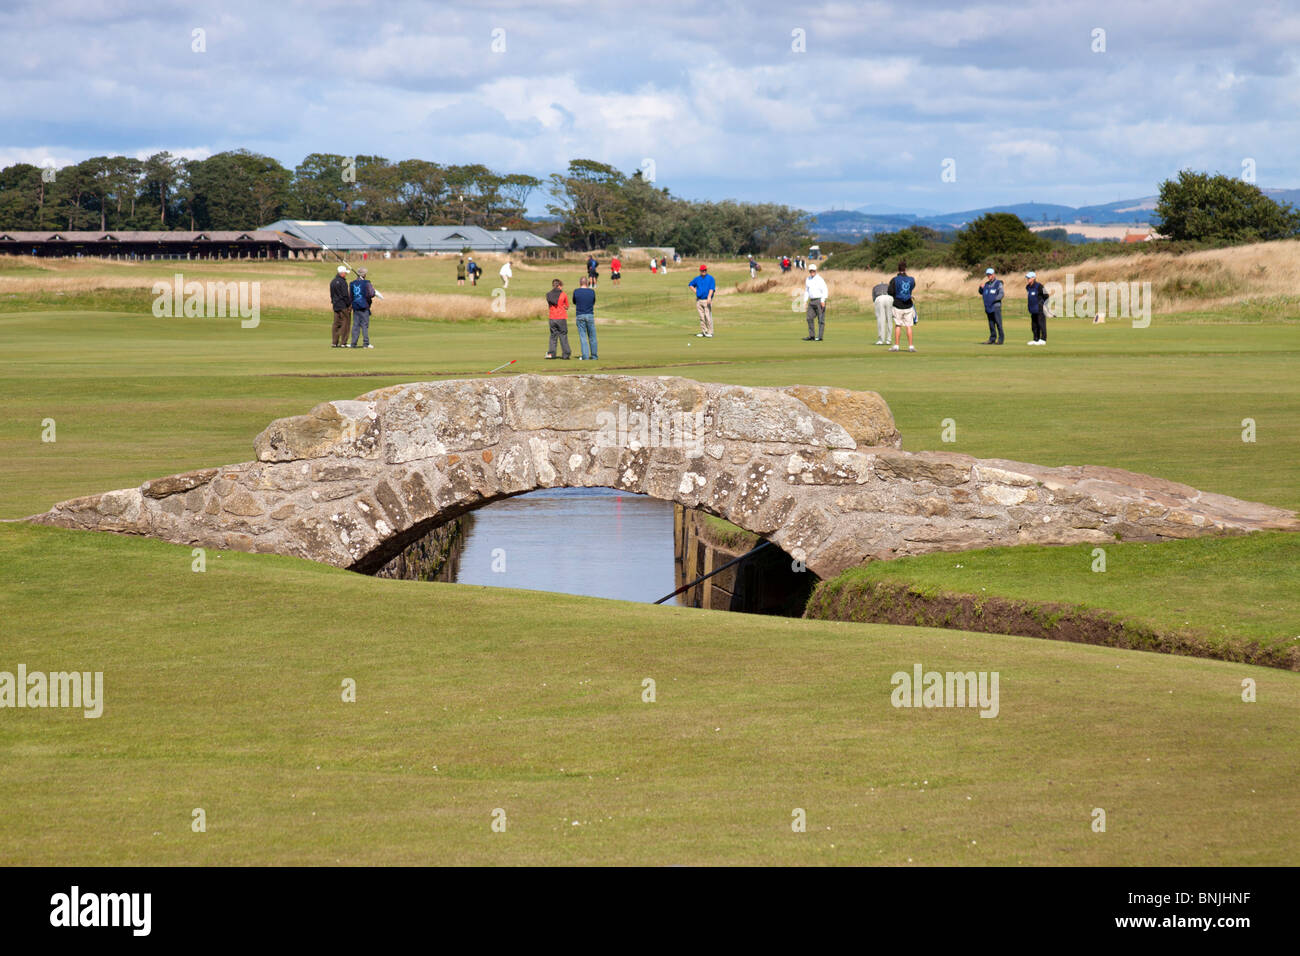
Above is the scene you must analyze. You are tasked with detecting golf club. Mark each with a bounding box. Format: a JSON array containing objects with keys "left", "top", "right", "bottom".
[{"left": 321, "top": 242, "right": 385, "bottom": 299}]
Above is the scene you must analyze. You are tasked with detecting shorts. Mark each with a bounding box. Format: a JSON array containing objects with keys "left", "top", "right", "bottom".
[
  {"left": 892, "top": 305, "right": 916, "bottom": 327},
  {"left": 611, "top": 271, "right": 621, "bottom": 279}
]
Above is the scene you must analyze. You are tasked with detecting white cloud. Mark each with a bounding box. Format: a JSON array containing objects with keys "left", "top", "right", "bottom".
[{"left": 1, "top": 0, "right": 1296, "bottom": 212}]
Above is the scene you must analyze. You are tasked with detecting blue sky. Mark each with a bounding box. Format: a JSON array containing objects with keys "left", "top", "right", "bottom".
[{"left": 4, "top": 0, "right": 1298, "bottom": 214}]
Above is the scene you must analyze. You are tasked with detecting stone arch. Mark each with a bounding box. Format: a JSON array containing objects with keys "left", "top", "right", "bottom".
[{"left": 31, "top": 375, "right": 1298, "bottom": 578}]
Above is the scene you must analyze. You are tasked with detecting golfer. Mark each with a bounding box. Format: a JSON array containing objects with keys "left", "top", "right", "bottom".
[
  {"left": 573, "top": 276, "right": 598, "bottom": 360},
  {"left": 545, "top": 279, "right": 571, "bottom": 359},
  {"left": 499, "top": 259, "right": 513, "bottom": 289},
  {"left": 349, "top": 268, "right": 376, "bottom": 349},
  {"left": 979, "top": 267, "right": 1005, "bottom": 344},
  {"left": 329, "top": 265, "right": 351, "bottom": 348},
  {"left": 1025, "top": 271, "right": 1049, "bottom": 345},
  {"left": 689, "top": 264, "right": 716, "bottom": 338},
  {"left": 803, "top": 262, "right": 828, "bottom": 341},
  {"left": 887, "top": 261, "right": 917, "bottom": 352},
  {"left": 456, "top": 257, "right": 467, "bottom": 286},
  {"left": 872, "top": 277, "right": 891, "bottom": 345}
]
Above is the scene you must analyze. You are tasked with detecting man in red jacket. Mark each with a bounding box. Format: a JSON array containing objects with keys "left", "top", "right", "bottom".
[{"left": 545, "top": 279, "right": 571, "bottom": 359}]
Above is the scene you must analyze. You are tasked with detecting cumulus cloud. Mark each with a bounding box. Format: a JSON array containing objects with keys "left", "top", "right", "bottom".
[{"left": 3, "top": 0, "right": 1296, "bottom": 211}]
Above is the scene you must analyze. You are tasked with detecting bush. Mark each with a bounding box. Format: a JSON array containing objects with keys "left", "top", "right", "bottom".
[
  {"left": 1155, "top": 170, "right": 1300, "bottom": 243},
  {"left": 953, "top": 213, "right": 1050, "bottom": 269}
]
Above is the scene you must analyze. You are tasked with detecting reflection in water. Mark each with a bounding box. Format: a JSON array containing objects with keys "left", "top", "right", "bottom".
[{"left": 453, "top": 487, "right": 679, "bottom": 604}]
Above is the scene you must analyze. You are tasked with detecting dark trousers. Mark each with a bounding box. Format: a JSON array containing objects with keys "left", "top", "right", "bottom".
[
  {"left": 332, "top": 309, "right": 351, "bottom": 346},
  {"left": 548, "top": 319, "right": 571, "bottom": 358},
  {"left": 806, "top": 299, "right": 825, "bottom": 338},
  {"left": 986, "top": 309, "right": 1004, "bottom": 343},
  {"left": 1030, "top": 311, "right": 1047, "bottom": 341}
]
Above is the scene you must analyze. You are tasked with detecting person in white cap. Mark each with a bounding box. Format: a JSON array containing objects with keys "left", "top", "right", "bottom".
[
  {"left": 803, "top": 262, "right": 829, "bottom": 341},
  {"left": 499, "top": 258, "right": 513, "bottom": 289},
  {"left": 329, "top": 265, "right": 352, "bottom": 347},
  {"left": 1025, "top": 271, "right": 1049, "bottom": 345},
  {"left": 978, "top": 267, "right": 1004, "bottom": 344}
]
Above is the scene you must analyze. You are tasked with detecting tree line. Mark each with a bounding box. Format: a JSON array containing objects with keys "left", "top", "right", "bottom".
[{"left": 0, "top": 151, "right": 813, "bottom": 255}]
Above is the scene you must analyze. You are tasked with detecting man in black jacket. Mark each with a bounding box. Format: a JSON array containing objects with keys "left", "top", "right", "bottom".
[
  {"left": 329, "top": 266, "right": 352, "bottom": 347},
  {"left": 1025, "top": 270, "right": 1049, "bottom": 345}
]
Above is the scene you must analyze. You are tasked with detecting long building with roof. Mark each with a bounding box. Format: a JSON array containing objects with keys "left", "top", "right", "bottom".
[
  {"left": 0, "top": 229, "right": 319, "bottom": 259},
  {"left": 262, "top": 220, "right": 559, "bottom": 254}
]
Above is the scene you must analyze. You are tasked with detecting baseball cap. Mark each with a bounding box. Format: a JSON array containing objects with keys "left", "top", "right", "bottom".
[
  {"left": 808, "top": 262, "right": 818, "bottom": 270},
  {"left": 699, "top": 264, "right": 708, "bottom": 271},
  {"left": 1025, "top": 271, "right": 1037, "bottom": 278},
  {"left": 985, "top": 267, "right": 995, "bottom": 275},
  {"left": 357, "top": 268, "right": 368, "bottom": 277},
  {"left": 337, "top": 265, "right": 347, "bottom": 274}
]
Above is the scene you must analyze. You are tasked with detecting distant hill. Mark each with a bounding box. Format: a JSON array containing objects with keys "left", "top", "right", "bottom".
[
  {"left": 811, "top": 187, "right": 1300, "bottom": 240},
  {"left": 856, "top": 202, "right": 942, "bottom": 216}
]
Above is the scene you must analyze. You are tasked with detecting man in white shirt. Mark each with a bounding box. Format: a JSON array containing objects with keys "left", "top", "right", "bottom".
[
  {"left": 803, "top": 263, "right": 829, "bottom": 341},
  {"left": 872, "top": 278, "right": 892, "bottom": 345},
  {"left": 499, "top": 259, "right": 513, "bottom": 289}
]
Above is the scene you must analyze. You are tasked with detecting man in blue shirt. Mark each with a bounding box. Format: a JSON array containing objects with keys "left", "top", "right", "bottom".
[
  {"left": 1024, "top": 270, "right": 1049, "bottom": 345},
  {"left": 572, "top": 276, "right": 598, "bottom": 360},
  {"left": 349, "top": 268, "right": 376, "bottom": 349},
  {"left": 689, "top": 264, "right": 716, "bottom": 338},
  {"left": 887, "top": 261, "right": 917, "bottom": 352},
  {"left": 979, "top": 267, "right": 1005, "bottom": 344}
]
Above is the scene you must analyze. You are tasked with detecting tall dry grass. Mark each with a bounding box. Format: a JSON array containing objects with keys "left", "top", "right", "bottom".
[{"left": 0, "top": 265, "right": 545, "bottom": 320}]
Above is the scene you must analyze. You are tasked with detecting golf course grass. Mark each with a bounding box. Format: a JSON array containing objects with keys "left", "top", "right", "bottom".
[
  {"left": 2, "top": 521, "right": 1297, "bottom": 865},
  {"left": 807, "top": 533, "right": 1300, "bottom": 668},
  {"left": 1, "top": 255, "right": 1297, "bottom": 864}
]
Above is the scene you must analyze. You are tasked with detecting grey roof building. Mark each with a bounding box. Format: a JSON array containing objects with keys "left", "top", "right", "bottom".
[
  {"left": 0, "top": 229, "right": 318, "bottom": 258},
  {"left": 263, "top": 220, "right": 557, "bottom": 253}
]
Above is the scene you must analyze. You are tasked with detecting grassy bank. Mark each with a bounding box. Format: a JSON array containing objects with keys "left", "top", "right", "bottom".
[{"left": 806, "top": 534, "right": 1300, "bottom": 669}]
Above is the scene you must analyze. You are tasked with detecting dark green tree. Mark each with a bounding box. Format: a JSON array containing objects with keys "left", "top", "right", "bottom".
[
  {"left": 546, "top": 160, "right": 631, "bottom": 250},
  {"left": 187, "top": 150, "right": 291, "bottom": 229},
  {"left": 290, "top": 153, "right": 354, "bottom": 221},
  {"left": 140, "top": 152, "right": 185, "bottom": 227},
  {"left": 952, "top": 212, "right": 1048, "bottom": 268},
  {"left": 1154, "top": 170, "right": 1300, "bottom": 242}
]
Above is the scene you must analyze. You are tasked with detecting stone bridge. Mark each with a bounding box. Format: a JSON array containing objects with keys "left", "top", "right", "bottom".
[{"left": 30, "top": 375, "right": 1298, "bottom": 578}]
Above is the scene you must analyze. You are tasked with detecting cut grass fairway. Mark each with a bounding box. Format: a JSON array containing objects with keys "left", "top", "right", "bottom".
[
  {"left": 1, "top": 255, "right": 1298, "bottom": 865},
  {"left": 2, "top": 522, "right": 1297, "bottom": 865}
]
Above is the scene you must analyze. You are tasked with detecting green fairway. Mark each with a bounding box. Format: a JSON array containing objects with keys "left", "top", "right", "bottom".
[
  {"left": 1, "top": 256, "right": 1297, "bottom": 865},
  {"left": 2, "top": 256, "right": 1297, "bottom": 518},
  {"left": 2, "top": 522, "right": 1297, "bottom": 866}
]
